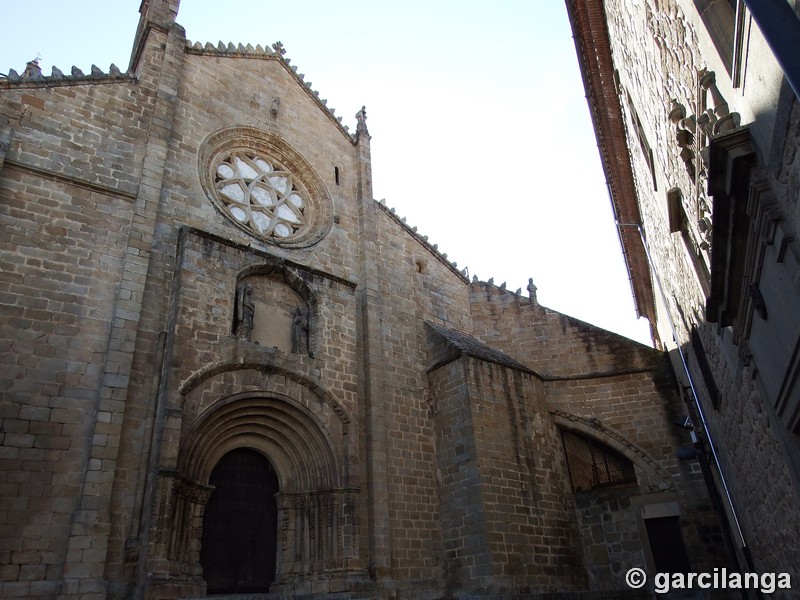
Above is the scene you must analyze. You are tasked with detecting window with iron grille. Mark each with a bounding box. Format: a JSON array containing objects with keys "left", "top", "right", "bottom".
[{"left": 561, "top": 430, "right": 637, "bottom": 492}]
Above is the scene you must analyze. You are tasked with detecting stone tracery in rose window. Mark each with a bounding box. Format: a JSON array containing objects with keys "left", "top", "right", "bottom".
[{"left": 213, "top": 151, "right": 307, "bottom": 240}]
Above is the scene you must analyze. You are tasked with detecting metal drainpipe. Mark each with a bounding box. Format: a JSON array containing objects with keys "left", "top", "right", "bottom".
[{"left": 616, "top": 221, "right": 755, "bottom": 570}]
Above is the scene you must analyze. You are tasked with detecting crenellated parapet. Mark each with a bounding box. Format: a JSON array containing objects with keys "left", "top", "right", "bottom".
[
  {"left": 468, "top": 275, "right": 539, "bottom": 305},
  {"left": 1, "top": 38, "right": 361, "bottom": 144},
  {"left": 1, "top": 58, "right": 135, "bottom": 88}
]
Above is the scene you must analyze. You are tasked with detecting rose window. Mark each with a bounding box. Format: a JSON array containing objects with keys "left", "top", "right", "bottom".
[
  {"left": 199, "top": 127, "right": 333, "bottom": 248},
  {"left": 212, "top": 152, "right": 307, "bottom": 240}
]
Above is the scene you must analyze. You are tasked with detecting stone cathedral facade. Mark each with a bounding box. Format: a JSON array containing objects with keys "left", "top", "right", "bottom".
[{"left": 1, "top": 2, "right": 734, "bottom": 599}]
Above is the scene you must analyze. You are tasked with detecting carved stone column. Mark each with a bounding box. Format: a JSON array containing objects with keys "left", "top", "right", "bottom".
[
  {"left": 271, "top": 489, "right": 366, "bottom": 595},
  {"left": 170, "top": 477, "right": 213, "bottom": 577}
]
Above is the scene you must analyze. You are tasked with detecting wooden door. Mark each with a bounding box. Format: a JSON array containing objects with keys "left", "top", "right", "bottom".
[{"left": 200, "top": 448, "right": 279, "bottom": 594}]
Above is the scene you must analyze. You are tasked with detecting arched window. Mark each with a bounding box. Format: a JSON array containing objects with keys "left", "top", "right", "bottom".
[{"left": 561, "top": 430, "right": 637, "bottom": 492}]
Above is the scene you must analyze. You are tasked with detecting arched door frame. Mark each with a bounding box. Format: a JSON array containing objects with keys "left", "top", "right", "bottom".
[{"left": 171, "top": 393, "right": 354, "bottom": 593}]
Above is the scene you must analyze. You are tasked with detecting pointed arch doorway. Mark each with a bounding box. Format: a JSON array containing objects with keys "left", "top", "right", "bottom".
[{"left": 200, "top": 448, "right": 279, "bottom": 594}]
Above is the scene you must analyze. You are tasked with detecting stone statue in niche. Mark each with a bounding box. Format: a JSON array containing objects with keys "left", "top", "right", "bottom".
[
  {"left": 291, "top": 306, "right": 309, "bottom": 355},
  {"left": 234, "top": 283, "right": 255, "bottom": 341}
]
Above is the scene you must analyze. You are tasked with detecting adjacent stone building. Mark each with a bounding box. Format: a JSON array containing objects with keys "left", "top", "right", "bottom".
[
  {"left": 566, "top": 0, "right": 800, "bottom": 593},
  {"left": 1, "top": 1, "right": 736, "bottom": 599}
]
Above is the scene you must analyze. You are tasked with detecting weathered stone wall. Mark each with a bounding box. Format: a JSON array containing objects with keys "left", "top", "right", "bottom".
[
  {"left": 469, "top": 283, "right": 661, "bottom": 378},
  {"left": 428, "top": 352, "right": 585, "bottom": 597},
  {"left": 162, "top": 49, "right": 363, "bottom": 281},
  {"left": 0, "top": 82, "right": 144, "bottom": 197},
  {"left": 464, "top": 359, "right": 584, "bottom": 594},
  {"left": 470, "top": 283, "right": 729, "bottom": 582},
  {"left": 571, "top": 488, "right": 644, "bottom": 590},
  {"left": 689, "top": 322, "right": 800, "bottom": 581},
  {"left": 0, "top": 168, "right": 134, "bottom": 599},
  {"left": 100, "top": 20, "right": 377, "bottom": 597},
  {"left": 163, "top": 229, "right": 358, "bottom": 453},
  {"left": 137, "top": 230, "right": 360, "bottom": 597},
  {"left": 357, "top": 205, "right": 473, "bottom": 597},
  {"left": 772, "top": 99, "right": 800, "bottom": 236},
  {"left": 427, "top": 356, "right": 487, "bottom": 596},
  {"left": 603, "top": 0, "right": 800, "bottom": 585},
  {"left": 0, "top": 43, "right": 159, "bottom": 600},
  {"left": 547, "top": 372, "right": 728, "bottom": 576}
]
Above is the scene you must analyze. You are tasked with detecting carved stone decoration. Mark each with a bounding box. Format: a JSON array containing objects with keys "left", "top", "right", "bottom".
[
  {"left": 355, "top": 105, "right": 369, "bottom": 138},
  {"left": 670, "top": 100, "right": 698, "bottom": 181},
  {"left": 291, "top": 306, "right": 309, "bottom": 355},
  {"left": 667, "top": 70, "right": 743, "bottom": 284},
  {"left": 169, "top": 478, "right": 214, "bottom": 575},
  {"left": 213, "top": 151, "right": 308, "bottom": 241},
  {"left": 699, "top": 70, "right": 740, "bottom": 136},
  {"left": 234, "top": 283, "right": 255, "bottom": 340},
  {"left": 271, "top": 40, "right": 286, "bottom": 56},
  {"left": 668, "top": 98, "right": 685, "bottom": 125},
  {"left": 527, "top": 277, "right": 538, "bottom": 304},
  {"left": 697, "top": 211, "right": 713, "bottom": 250},
  {"left": 199, "top": 127, "right": 333, "bottom": 248}
]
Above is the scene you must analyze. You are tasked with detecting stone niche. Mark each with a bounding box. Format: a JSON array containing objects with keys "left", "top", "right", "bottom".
[{"left": 234, "top": 274, "right": 309, "bottom": 353}]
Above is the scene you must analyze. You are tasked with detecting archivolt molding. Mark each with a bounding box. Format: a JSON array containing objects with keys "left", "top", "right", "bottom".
[
  {"left": 237, "top": 260, "right": 318, "bottom": 306},
  {"left": 551, "top": 409, "right": 675, "bottom": 491},
  {"left": 178, "top": 359, "right": 351, "bottom": 433},
  {"left": 179, "top": 391, "right": 341, "bottom": 493}
]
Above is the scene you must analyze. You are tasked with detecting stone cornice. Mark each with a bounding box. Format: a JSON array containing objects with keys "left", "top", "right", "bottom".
[
  {"left": 3, "top": 158, "right": 139, "bottom": 200},
  {"left": 177, "top": 226, "right": 358, "bottom": 289}
]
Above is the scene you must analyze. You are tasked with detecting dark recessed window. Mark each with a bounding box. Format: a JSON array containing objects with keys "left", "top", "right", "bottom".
[
  {"left": 668, "top": 188, "right": 711, "bottom": 296},
  {"left": 622, "top": 87, "right": 658, "bottom": 191},
  {"left": 561, "top": 430, "right": 637, "bottom": 492}
]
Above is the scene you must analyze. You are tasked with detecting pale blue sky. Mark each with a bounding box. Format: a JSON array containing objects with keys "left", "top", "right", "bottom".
[{"left": 0, "top": 0, "right": 653, "bottom": 344}]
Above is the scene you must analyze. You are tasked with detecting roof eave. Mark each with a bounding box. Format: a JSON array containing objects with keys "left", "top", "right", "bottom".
[{"left": 564, "top": 0, "right": 658, "bottom": 341}]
